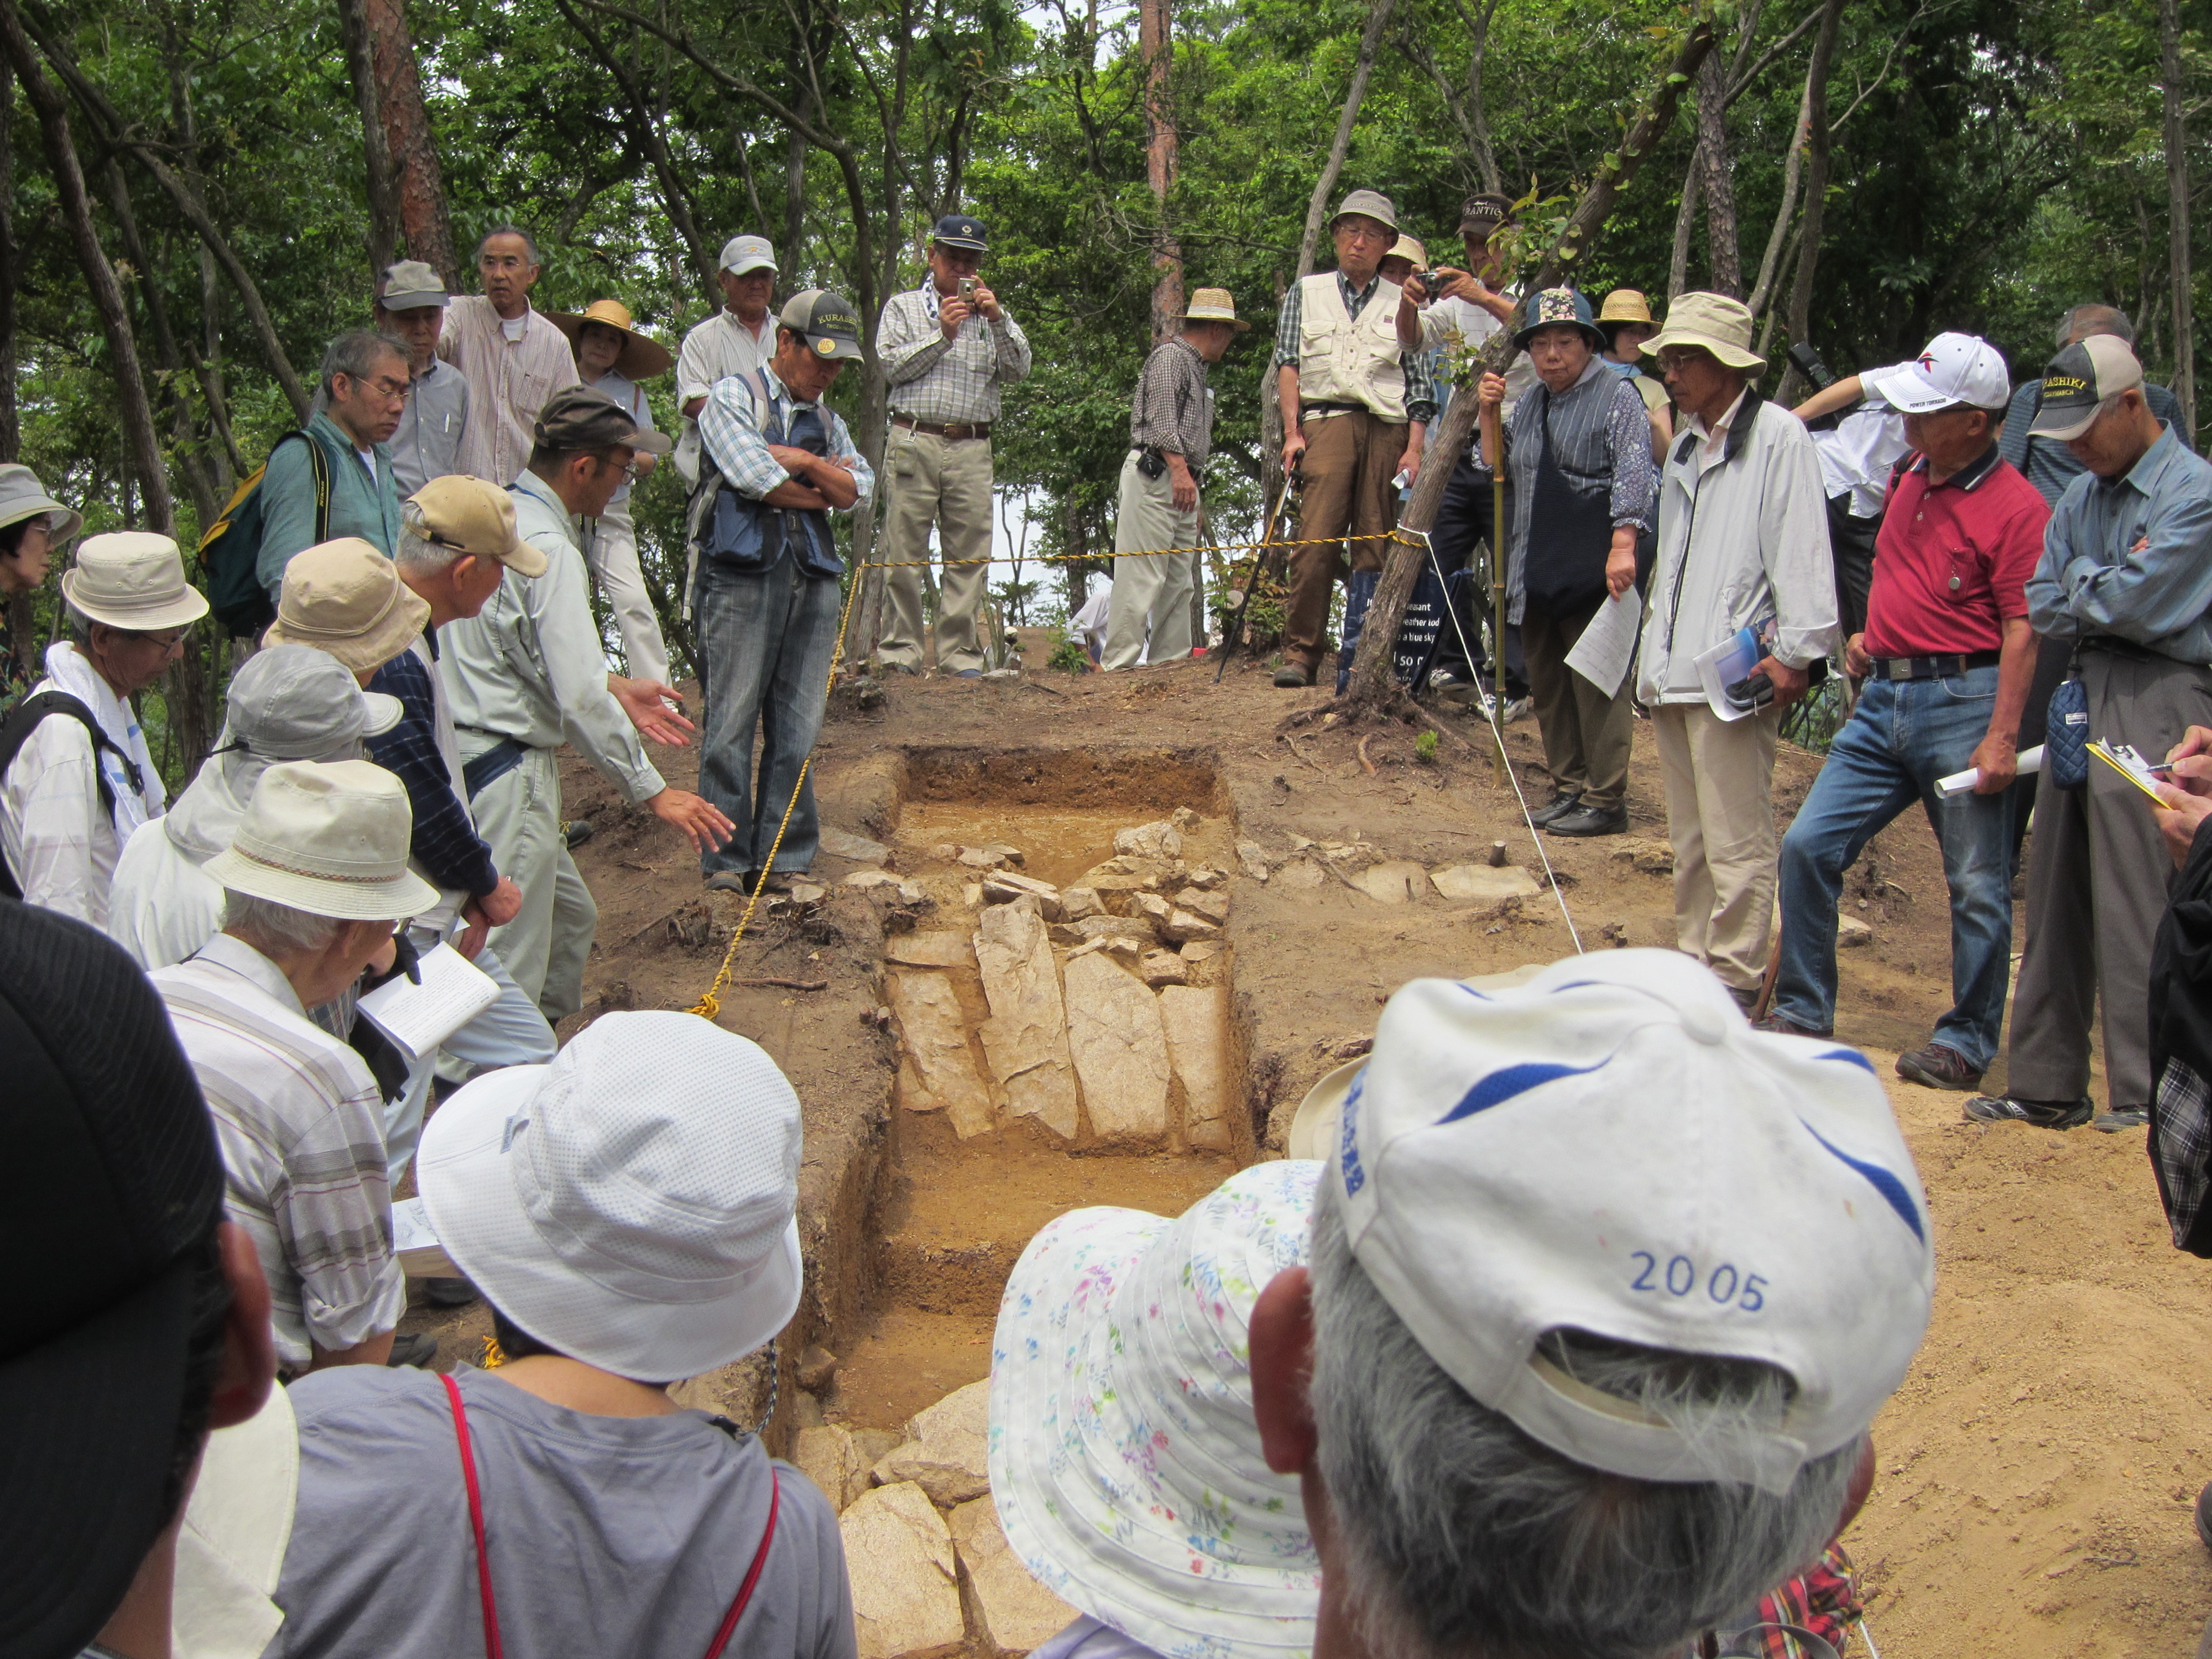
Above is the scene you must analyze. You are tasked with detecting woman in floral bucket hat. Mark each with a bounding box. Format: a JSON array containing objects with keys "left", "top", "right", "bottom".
[{"left": 989, "top": 1160, "right": 1323, "bottom": 1658}]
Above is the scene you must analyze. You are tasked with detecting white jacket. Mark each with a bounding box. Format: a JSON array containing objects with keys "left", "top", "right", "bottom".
[{"left": 1637, "top": 387, "right": 1839, "bottom": 704}]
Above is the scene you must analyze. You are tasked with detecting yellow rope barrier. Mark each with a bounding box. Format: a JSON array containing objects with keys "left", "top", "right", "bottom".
[{"left": 851, "top": 530, "right": 1391, "bottom": 571}]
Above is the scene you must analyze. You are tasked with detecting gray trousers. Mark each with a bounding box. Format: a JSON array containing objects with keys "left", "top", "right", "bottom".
[
  {"left": 1104, "top": 453, "right": 1199, "bottom": 670},
  {"left": 2008, "top": 648, "right": 2212, "bottom": 1109},
  {"left": 877, "top": 426, "right": 995, "bottom": 673},
  {"left": 461, "top": 739, "right": 596, "bottom": 1025}
]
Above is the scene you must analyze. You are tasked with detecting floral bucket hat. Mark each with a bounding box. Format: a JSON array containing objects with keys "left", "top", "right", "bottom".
[{"left": 988, "top": 1160, "right": 1323, "bottom": 1658}]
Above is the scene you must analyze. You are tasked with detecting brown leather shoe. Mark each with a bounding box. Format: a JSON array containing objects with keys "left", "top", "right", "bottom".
[
  {"left": 1272, "top": 662, "right": 1317, "bottom": 688},
  {"left": 1895, "top": 1042, "right": 1983, "bottom": 1092}
]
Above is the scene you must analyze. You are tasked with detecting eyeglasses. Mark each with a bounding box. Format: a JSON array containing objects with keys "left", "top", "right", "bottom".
[
  {"left": 1654, "top": 348, "right": 1713, "bottom": 373},
  {"left": 129, "top": 625, "right": 192, "bottom": 653}
]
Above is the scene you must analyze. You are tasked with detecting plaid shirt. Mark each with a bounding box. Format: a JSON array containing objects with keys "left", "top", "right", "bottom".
[
  {"left": 875, "top": 281, "right": 1032, "bottom": 425},
  {"left": 697, "top": 367, "right": 875, "bottom": 507},
  {"left": 1271, "top": 272, "right": 1438, "bottom": 423},
  {"left": 1129, "top": 336, "right": 1214, "bottom": 466}
]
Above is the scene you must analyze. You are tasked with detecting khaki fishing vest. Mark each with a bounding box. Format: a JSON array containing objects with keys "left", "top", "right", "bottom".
[{"left": 1295, "top": 272, "right": 1408, "bottom": 422}]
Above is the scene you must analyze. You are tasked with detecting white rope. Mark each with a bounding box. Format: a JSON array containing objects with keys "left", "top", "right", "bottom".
[
  {"left": 1856, "top": 1614, "right": 1879, "bottom": 1659},
  {"left": 1403, "top": 526, "right": 1584, "bottom": 953}
]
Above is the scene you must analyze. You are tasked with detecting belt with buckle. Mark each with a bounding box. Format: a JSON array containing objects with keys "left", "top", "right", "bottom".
[
  {"left": 1871, "top": 651, "right": 2001, "bottom": 681},
  {"left": 892, "top": 415, "right": 992, "bottom": 440}
]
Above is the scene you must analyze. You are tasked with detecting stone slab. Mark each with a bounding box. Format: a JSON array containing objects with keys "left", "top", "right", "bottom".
[
  {"left": 844, "top": 868, "right": 901, "bottom": 889},
  {"left": 870, "top": 1378, "right": 992, "bottom": 1506},
  {"left": 1058, "top": 885, "right": 1104, "bottom": 920},
  {"left": 794, "top": 1422, "right": 868, "bottom": 1512},
  {"left": 1063, "top": 950, "right": 1172, "bottom": 1147},
  {"left": 950, "top": 1495, "right": 1079, "bottom": 1653},
  {"left": 1235, "top": 840, "right": 1271, "bottom": 881},
  {"left": 885, "top": 932, "right": 977, "bottom": 970},
  {"left": 1159, "top": 982, "right": 1234, "bottom": 1151},
  {"left": 1066, "top": 914, "right": 1157, "bottom": 945},
  {"left": 1162, "top": 908, "right": 1222, "bottom": 944},
  {"left": 884, "top": 969, "right": 994, "bottom": 1138},
  {"left": 1839, "top": 912, "right": 1873, "bottom": 947},
  {"left": 818, "top": 827, "right": 891, "bottom": 864},
  {"left": 1430, "top": 863, "right": 1542, "bottom": 900},
  {"left": 1358, "top": 859, "right": 1428, "bottom": 904},
  {"left": 983, "top": 870, "right": 1065, "bottom": 919},
  {"left": 974, "top": 902, "right": 1079, "bottom": 1139},
  {"left": 1174, "top": 886, "right": 1229, "bottom": 922},
  {"left": 1114, "top": 821, "right": 1183, "bottom": 860},
  {"left": 1138, "top": 948, "right": 1188, "bottom": 988},
  {"left": 841, "top": 1481, "right": 964, "bottom": 1659}
]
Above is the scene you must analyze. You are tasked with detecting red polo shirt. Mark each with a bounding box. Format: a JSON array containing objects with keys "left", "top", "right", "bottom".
[{"left": 1860, "top": 445, "right": 2050, "bottom": 658}]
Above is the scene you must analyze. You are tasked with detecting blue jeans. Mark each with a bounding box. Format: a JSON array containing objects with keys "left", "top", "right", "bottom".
[
  {"left": 1334, "top": 569, "right": 1380, "bottom": 694},
  {"left": 695, "top": 554, "right": 841, "bottom": 877},
  {"left": 1773, "top": 667, "right": 2015, "bottom": 1067}
]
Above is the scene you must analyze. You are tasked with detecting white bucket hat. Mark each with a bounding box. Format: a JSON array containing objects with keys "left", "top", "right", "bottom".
[
  {"left": 989, "top": 1161, "right": 1323, "bottom": 1658},
  {"left": 60, "top": 532, "right": 210, "bottom": 632},
  {"left": 1331, "top": 950, "right": 1934, "bottom": 1496},
  {"left": 202, "top": 759, "right": 437, "bottom": 921},
  {"left": 417, "top": 1011, "right": 804, "bottom": 1379}
]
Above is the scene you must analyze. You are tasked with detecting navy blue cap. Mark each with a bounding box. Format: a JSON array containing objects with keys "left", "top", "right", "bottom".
[{"left": 932, "top": 215, "right": 989, "bottom": 253}]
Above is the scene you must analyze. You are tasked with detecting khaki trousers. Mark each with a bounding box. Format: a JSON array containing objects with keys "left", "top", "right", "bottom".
[
  {"left": 1652, "top": 702, "right": 1781, "bottom": 990},
  {"left": 1284, "top": 409, "right": 1403, "bottom": 669},
  {"left": 877, "top": 425, "right": 995, "bottom": 673},
  {"left": 461, "top": 739, "right": 595, "bottom": 1024},
  {"left": 2008, "top": 650, "right": 2212, "bottom": 1108},
  {"left": 1523, "top": 595, "right": 1634, "bottom": 811},
  {"left": 1104, "top": 453, "right": 1199, "bottom": 670},
  {"left": 581, "top": 504, "right": 672, "bottom": 688}
]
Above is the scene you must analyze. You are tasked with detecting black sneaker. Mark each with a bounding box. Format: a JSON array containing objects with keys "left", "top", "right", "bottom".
[
  {"left": 562, "top": 818, "right": 594, "bottom": 849},
  {"left": 1528, "top": 791, "right": 1583, "bottom": 827},
  {"left": 1896, "top": 1042, "right": 1984, "bottom": 1092},
  {"left": 422, "top": 1276, "right": 478, "bottom": 1309},
  {"left": 1546, "top": 803, "right": 1628, "bottom": 838},
  {"left": 2092, "top": 1105, "right": 2150, "bottom": 1133},
  {"left": 1961, "top": 1093, "right": 2094, "bottom": 1129}
]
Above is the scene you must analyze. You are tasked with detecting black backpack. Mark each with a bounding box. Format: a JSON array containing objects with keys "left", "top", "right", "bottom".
[
  {"left": 197, "top": 430, "right": 330, "bottom": 638},
  {"left": 0, "top": 690, "right": 142, "bottom": 901}
]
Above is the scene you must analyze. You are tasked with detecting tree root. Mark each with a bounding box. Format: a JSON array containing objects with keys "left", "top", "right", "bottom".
[{"left": 1278, "top": 687, "right": 1479, "bottom": 757}]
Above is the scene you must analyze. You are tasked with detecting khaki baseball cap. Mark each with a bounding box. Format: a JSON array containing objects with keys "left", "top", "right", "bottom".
[
  {"left": 264, "top": 538, "right": 431, "bottom": 674},
  {"left": 2028, "top": 335, "right": 2145, "bottom": 441},
  {"left": 405, "top": 477, "right": 549, "bottom": 577},
  {"left": 533, "top": 385, "right": 673, "bottom": 456}
]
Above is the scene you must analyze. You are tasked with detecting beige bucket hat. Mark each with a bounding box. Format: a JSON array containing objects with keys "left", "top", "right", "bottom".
[
  {"left": 60, "top": 533, "right": 210, "bottom": 632},
  {"left": 263, "top": 538, "right": 431, "bottom": 674},
  {"left": 1642, "top": 290, "right": 1766, "bottom": 372},
  {"left": 1330, "top": 187, "right": 1398, "bottom": 234},
  {"left": 544, "top": 298, "right": 675, "bottom": 382},
  {"left": 0, "top": 465, "right": 82, "bottom": 549},
  {"left": 1182, "top": 287, "right": 1251, "bottom": 331},
  {"left": 1384, "top": 235, "right": 1430, "bottom": 272},
  {"left": 204, "top": 759, "right": 438, "bottom": 921}
]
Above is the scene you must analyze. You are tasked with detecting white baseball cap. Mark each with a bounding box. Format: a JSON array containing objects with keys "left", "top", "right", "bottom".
[
  {"left": 418, "top": 1011, "right": 804, "bottom": 1379},
  {"left": 1331, "top": 950, "right": 1933, "bottom": 1496},
  {"left": 990, "top": 1161, "right": 1322, "bottom": 1657},
  {"left": 202, "top": 759, "right": 438, "bottom": 921},
  {"left": 719, "top": 234, "right": 777, "bottom": 276},
  {"left": 1863, "top": 331, "right": 2011, "bottom": 414}
]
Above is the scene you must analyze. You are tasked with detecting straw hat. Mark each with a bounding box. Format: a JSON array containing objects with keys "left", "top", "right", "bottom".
[
  {"left": 263, "top": 538, "right": 430, "bottom": 674},
  {"left": 1597, "top": 289, "right": 1656, "bottom": 328},
  {"left": 544, "top": 299, "right": 675, "bottom": 382},
  {"left": 1641, "top": 290, "right": 1766, "bottom": 372},
  {"left": 1182, "top": 288, "right": 1250, "bottom": 331},
  {"left": 1384, "top": 234, "right": 1430, "bottom": 273},
  {"left": 202, "top": 759, "right": 437, "bottom": 921},
  {"left": 60, "top": 533, "right": 210, "bottom": 632},
  {"left": 989, "top": 1161, "right": 1324, "bottom": 1658},
  {"left": 0, "top": 465, "right": 82, "bottom": 549},
  {"left": 417, "top": 1012, "right": 804, "bottom": 1379}
]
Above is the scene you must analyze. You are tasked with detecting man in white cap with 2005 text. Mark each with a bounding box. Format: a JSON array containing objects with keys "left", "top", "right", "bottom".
[
  {"left": 153, "top": 759, "right": 440, "bottom": 1375},
  {"left": 0, "top": 531, "right": 208, "bottom": 926},
  {"left": 1244, "top": 949, "right": 1933, "bottom": 1659},
  {"left": 257, "top": 1010, "right": 857, "bottom": 1657}
]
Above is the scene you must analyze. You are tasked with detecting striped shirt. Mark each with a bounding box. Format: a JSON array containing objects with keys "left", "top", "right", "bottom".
[
  {"left": 698, "top": 367, "right": 875, "bottom": 506},
  {"left": 1128, "top": 336, "right": 1213, "bottom": 465},
  {"left": 438, "top": 299, "right": 581, "bottom": 487},
  {"left": 1270, "top": 272, "right": 1439, "bottom": 423},
  {"left": 155, "top": 935, "right": 404, "bottom": 1366},
  {"left": 876, "top": 281, "right": 1032, "bottom": 425}
]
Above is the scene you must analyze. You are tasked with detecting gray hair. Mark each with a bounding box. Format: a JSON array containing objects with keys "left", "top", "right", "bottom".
[
  {"left": 477, "top": 223, "right": 540, "bottom": 264},
  {"left": 319, "top": 328, "right": 408, "bottom": 401},
  {"left": 2058, "top": 303, "right": 2134, "bottom": 349},
  {"left": 222, "top": 890, "right": 342, "bottom": 955},
  {"left": 1306, "top": 1192, "right": 1861, "bottom": 1659},
  {"left": 393, "top": 505, "right": 458, "bottom": 575}
]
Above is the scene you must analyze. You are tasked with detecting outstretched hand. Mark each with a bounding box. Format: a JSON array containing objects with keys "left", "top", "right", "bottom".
[
  {"left": 612, "top": 674, "right": 695, "bottom": 747},
  {"left": 648, "top": 787, "right": 736, "bottom": 853}
]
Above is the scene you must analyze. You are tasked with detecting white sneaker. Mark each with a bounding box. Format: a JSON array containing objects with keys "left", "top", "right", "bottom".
[{"left": 1503, "top": 696, "right": 1535, "bottom": 723}]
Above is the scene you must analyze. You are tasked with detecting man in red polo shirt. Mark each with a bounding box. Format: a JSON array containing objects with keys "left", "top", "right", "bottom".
[{"left": 1759, "top": 333, "right": 2048, "bottom": 1092}]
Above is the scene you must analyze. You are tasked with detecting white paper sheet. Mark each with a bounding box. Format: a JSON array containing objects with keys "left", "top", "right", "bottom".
[
  {"left": 357, "top": 942, "right": 498, "bottom": 1062},
  {"left": 1565, "top": 588, "right": 1643, "bottom": 699},
  {"left": 1693, "top": 623, "right": 1768, "bottom": 722},
  {"left": 392, "top": 1197, "right": 459, "bottom": 1279},
  {"left": 1934, "top": 744, "right": 2044, "bottom": 799}
]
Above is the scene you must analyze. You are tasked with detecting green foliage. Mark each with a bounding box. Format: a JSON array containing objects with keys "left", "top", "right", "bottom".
[
  {"left": 1046, "top": 627, "right": 1091, "bottom": 672},
  {"left": 1414, "top": 727, "right": 1440, "bottom": 765}
]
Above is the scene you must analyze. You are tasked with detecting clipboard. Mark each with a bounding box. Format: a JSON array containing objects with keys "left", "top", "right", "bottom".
[{"left": 2088, "top": 739, "right": 2174, "bottom": 805}]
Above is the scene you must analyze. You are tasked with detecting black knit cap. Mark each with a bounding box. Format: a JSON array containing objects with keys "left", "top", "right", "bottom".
[{"left": 0, "top": 898, "right": 225, "bottom": 1659}]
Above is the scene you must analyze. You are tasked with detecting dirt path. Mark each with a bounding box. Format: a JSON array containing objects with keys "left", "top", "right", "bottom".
[{"left": 478, "top": 645, "right": 2212, "bottom": 1657}]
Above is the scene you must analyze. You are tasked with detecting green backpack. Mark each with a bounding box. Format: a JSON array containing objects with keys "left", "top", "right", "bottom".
[{"left": 196, "top": 430, "right": 329, "bottom": 638}]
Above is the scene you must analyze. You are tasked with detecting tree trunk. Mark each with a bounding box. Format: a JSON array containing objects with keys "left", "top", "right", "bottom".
[
  {"left": 0, "top": 56, "right": 14, "bottom": 467},
  {"left": 1335, "top": 6, "right": 1718, "bottom": 717},
  {"left": 337, "top": 0, "right": 401, "bottom": 280},
  {"left": 365, "top": 0, "right": 458, "bottom": 289},
  {"left": 1140, "top": 0, "right": 1182, "bottom": 344},
  {"left": 1778, "top": 0, "right": 1845, "bottom": 404},
  {"left": 0, "top": 2, "right": 172, "bottom": 533},
  {"left": 1746, "top": 53, "right": 1817, "bottom": 317},
  {"left": 1292, "top": 0, "right": 1400, "bottom": 277},
  {"left": 2161, "top": 0, "right": 2197, "bottom": 444},
  {"left": 784, "top": 86, "right": 812, "bottom": 263},
  {"left": 1694, "top": 51, "right": 1741, "bottom": 296},
  {"left": 1458, "top": 0, "right": 1503, "bottom": 194},
  {"left": 1668, "top": 149, "right": 1701, "bottom": 300}
]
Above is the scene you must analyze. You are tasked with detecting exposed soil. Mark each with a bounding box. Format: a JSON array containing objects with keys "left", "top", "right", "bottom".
[{"left": 394, "top": 638, "right": 2212, "bottom": 1657}]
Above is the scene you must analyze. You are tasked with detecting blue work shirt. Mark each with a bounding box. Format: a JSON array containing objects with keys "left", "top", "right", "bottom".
[{"left": 2026, "top": 425, "right": 2212, "bottom": 664}]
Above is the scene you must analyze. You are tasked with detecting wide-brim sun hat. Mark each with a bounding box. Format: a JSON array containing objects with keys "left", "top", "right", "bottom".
[
  {"left": 1184, "top": 287, "right": 1251, "bottom": 331},
  {"left": 201, "top": 758, "right": 439, "bottom": 922},
  {"left": 60, "top": 531, "right": 210, "bottom": 632},
  {"left": 418, "top": 1011, "right": 805, "bottom": 1380},
  {"left": 544, "top": 298, "right": 675, "bottom": 383},
  {"left": 989, "top": 1160, "right": 1324, "bottom": 1658},
  {"left": 226, "top": 643, "right": 401, "bottom": 756},
  {"left": 1384, "top": 235, "right": 1429, "bottom": 272},
  {"left": 0, "top": 463, "right": 82, "bottom": 549},
  {"left": 262, "top": 537, "right": 432, "bottom": 674},
  {"left": 1641, "top": 290, "right": 1766, "bottom": 372},
  {"left": 1514, "top": 287, "right": 1606, "bottom": 353}
]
